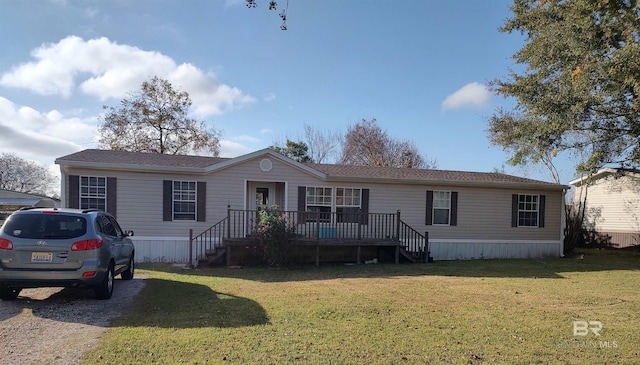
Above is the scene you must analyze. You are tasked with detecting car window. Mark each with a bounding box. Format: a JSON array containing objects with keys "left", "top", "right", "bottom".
[
  {"left": 2, "top": 214, "right": 87, "bottom": 239},
  {"left": 96, "top": 215, "right": 118, "bottom": 237},
  {"left": 107, "top": 216, "right": 124, "bottom": 237}
]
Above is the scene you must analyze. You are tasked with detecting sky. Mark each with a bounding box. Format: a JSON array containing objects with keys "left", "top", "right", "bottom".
[{"left": 0, "top": 0, "right": 579, "bottom": 186}]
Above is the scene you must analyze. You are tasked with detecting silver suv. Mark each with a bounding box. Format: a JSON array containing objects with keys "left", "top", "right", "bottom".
[{"left": 0, "top": 208, "right": 135, "bottom": 300}]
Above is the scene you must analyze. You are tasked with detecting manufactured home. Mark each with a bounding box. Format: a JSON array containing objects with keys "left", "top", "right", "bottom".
[{"left": 55, "top": 149, "right": 568, "bottom": 265}]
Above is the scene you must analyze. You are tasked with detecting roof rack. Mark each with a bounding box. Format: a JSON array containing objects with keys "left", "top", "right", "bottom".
[
  {"left": 19, "top": 206, "right": 53, "bottom": 211},
  {"left": 81, "top": 208, "right": 104, "bottom": 214}
]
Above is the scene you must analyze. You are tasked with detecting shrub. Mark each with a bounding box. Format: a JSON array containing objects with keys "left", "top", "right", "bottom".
[{"left": 253, "top": 206, "right": 297, "bottom": 266}]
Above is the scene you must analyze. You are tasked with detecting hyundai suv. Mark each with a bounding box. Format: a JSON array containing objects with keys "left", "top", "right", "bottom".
[{"left": 0, "top": 208, "right": 135, "bottom": 300}]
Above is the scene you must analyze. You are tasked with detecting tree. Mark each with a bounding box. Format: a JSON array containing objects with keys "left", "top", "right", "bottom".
[
  {"left": 246, "top": 0, "right": 289, "bottom": 30},
  {"left": 0, "top": 153, "right": 58, "bottom": 197},
  {"left": 270, "top": 139, "right": 312, "bottom": 163},
  {"left": 489, "top": 0, "right": 640, "bottom": 175},
  {"left": 98, "top": 76, "right": 221, "bottom": 156},
  {"left": 340, "top": 118, "right": 437, "bottom": 169},
  {"left": 303, "top": 124, "right": 343, "bottom": 164}
]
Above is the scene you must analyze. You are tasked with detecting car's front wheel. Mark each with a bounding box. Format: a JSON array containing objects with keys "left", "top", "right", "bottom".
[
  {"left": 0, "top": 284, "right": 21, "bottom": 300},
  {"left": 121, "top": 255, "right": 134, "bottom": 280},
  {"left": 93, "top": 263, "right": 114, "bottom": 300}
]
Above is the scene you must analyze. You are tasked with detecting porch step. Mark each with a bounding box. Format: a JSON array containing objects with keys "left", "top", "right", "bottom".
[
  {"left": 398, "top": 248, "right": 430, "bottom": 263},
  {"left": 200, "top": 247, "right": 226, "bottom": 267}
]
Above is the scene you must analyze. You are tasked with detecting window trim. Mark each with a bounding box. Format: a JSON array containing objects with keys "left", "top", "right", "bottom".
[
  {"left": 172, "top": 180, "right": 198, "bottom": 221},
  {"left": 79, "top": 175, "right": 107, "bottom": 211},
  {"left": 432, "top": 190, "right": 452, "bottom": 226},
  {"left": 516, "top": 194, "right": 540, "bottom": 228}
]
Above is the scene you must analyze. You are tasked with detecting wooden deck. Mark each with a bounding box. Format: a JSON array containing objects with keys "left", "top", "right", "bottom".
[{"left": 191, "top": 208, "right": 429, "bottom": 267}]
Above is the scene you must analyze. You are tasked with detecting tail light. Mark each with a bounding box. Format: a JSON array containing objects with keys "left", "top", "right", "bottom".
[
  {"left": 0, "top": 238, "right": 13, "bottom": 250},
  {"left": 71, "top": 239, "right": 103, "bottom": 251}
]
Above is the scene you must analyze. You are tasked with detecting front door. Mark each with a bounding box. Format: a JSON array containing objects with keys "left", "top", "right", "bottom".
[{"left": 248, "top": 182, "right": 276, "bottom": 211}]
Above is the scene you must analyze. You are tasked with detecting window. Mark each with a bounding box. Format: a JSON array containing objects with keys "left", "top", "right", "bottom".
[
  {"left": 517, "top": 194, "right": 539, "bottom": 227},
  {"left": 432, "top": 191, "right": 451, "bottom": 225},
  {"left": 306, "top": 187, "right": 332, "bottom": 222},
  {"left": 336, "top": 188, "right": 361, "bottom": 223},
  {"left": 173, "top": 181, "right": 197, "bottom": 220},
  {"left": 80, "top": 176, "right": 106, "bottom": 211}
]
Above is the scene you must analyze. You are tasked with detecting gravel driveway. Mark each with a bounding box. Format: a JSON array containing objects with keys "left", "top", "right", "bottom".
[{"left": 0, "top": 276, "right": 146, "bottom": 365}]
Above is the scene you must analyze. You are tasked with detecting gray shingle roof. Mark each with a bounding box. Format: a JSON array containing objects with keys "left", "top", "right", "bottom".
[
  {"left": 56, "top": 149, "right": 228, "bottom": 168},
  {"left": 56, "top": 149, "right": 565, "bottom": 188}
]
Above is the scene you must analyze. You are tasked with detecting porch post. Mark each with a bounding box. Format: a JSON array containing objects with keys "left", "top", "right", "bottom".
[
  {"left": 356, "top": 245, "right": 361, "bottom": 265},
  {"left": 315, "top": 245, "right": 320, "bottom": 266},
  {"left": 189, "top": 229, "right": 193, "bottom": 268},
  {"left": 396, "top": 210, "right": 401, "bottom": 240},
  {"left": 226, "top": 205, "right": 231, "bottom": 239}
]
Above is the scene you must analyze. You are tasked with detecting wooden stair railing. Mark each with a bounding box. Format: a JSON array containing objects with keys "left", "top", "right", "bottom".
[{"left": 189, "top": 216, "right": 227, "bottom": 267}]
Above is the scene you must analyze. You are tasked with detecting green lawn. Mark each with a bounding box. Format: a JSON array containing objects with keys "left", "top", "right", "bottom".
[{"left": 82, "top": 249, "right": 640, "bottom": 364}]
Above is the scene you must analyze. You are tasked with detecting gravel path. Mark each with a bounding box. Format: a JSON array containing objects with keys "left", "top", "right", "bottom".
[{"left": 0, "top": 276, "right": 146, "bottom": 365}]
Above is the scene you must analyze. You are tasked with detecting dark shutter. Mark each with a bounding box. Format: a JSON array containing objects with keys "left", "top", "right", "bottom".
[
  {"left": 68, "top": 175, "right": 79, "bottom": 209},
  {"left": 197, "top": 181, "right": 206, "bottom": 222},
  {"left": 426, "top": 190, "right": 433, "bottom": 225},
  {"left": 538, "top": 195, "right": 546, "bottom": 228},
  {"left": 361, "top": 188, "right": 370, "bottom": 225},
  {"left": 511, "top": 194, "right": 518, "bottom": 227},
  {"left": 450, "top": 191, "right": 458, "bottom": 226},
  {"left": 106, "top": 177, "right": 117, "bottom": 217},
  {"left": 298, "top": 186, "right": 307, "bottom": 223},
  {"left": 163, "top": 180, "right": 173, "bottom": 221}
]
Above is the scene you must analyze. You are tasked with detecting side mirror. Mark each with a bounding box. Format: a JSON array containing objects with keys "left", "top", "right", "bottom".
[{"left": 124, "top": 230, "right": 135, "bottom": 237}]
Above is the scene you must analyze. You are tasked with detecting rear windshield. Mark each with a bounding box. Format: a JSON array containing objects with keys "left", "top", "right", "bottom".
[{"left": 2, "top": 213, "right": 87, "bottom": 239}]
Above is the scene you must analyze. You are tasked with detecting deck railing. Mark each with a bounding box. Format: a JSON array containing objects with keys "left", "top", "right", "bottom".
[{"left": 189, "top": 208, "right": 428, "bottom": 265}]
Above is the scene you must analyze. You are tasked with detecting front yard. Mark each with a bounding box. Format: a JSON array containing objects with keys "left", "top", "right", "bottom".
[{"left": 82, "top": 249, "right": 640, "bottom": 364}]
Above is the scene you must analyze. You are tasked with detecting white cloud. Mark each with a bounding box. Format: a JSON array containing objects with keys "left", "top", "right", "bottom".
[
  {"left": 263, "top": 93, "right": 276, "bottom": 102},
  {"left": 0, "top": 97, "right": 90, "bottom": 164},
  {"left": 260, "top": 128, "right": 273, "bottom": 134},
  {"left": 0, "top": 36, "right": 255, "bottom": 117},
  {"left": 219, "top": 139, "right": 252, "bottom": 158},
  {"left": 441, "top": 82, "right": 491, "bottom": 111},
  {"left": 235, "top": 135, "right": 260, "bottom": 143}
]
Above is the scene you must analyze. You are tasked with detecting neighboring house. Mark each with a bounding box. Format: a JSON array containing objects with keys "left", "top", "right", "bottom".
[
  {"left": 55, "top": 149, "right": 568, "bottom": 264},
  {"left": 0, "top": 189, "right": 59, "bottom": 225},
  {"left": 0, "top": 189, "right": 58, "bottom": 211},
  {"left": 571, "top": 168, "right": 640, "bottom": 248}
]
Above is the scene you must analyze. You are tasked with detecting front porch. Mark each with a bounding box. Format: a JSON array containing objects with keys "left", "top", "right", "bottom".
[{"left": 190, "top": 209, "right": 430, "bottom": 267}]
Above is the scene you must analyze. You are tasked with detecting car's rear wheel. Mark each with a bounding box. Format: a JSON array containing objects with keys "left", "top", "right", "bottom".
[
  {"left": 121, "top": 255, "right": 134, "bottom": 280},
  {"left": 94, "top": 263, "right": 114, "bottom": 300},
  {"left": 0, "top": 284, "right": 21, "bottom": 300}
]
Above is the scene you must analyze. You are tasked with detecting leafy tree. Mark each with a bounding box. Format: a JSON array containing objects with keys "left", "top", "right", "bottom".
[
  {"left": 340, "top": 118, "right": 437, "bottom": 169},
  {"left": 489, "top": 0, "right": 640, "bottom": 175},
  {"left": 270, "top": 139, "right": 312, "bottom": 163},
  {"left": 98, "top": 76, "right": 221, "bottom": 156},
  {"left": 0, "top": 153, "right": 58, "bottom": 197}
]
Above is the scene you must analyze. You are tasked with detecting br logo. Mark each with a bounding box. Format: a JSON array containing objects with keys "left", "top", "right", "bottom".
[{"left": 573, "top": 321, "right": 602, "bottom": 336}]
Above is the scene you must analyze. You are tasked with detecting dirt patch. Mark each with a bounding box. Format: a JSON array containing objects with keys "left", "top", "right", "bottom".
[{"left": 0, "top": 276, "right": 145, "bottom": 365}]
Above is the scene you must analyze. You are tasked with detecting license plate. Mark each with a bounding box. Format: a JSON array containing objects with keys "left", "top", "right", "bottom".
[{"left": 31, "top": 252, "right": 53, "bottom": 263}]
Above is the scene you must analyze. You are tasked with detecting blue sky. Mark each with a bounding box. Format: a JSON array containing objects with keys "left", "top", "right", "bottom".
[{"left": 0, "top": 0, "right": 577, "bottom": 184}]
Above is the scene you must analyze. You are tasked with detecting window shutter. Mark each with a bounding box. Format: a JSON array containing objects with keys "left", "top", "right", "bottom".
[
  {"left": 163, "top": 180, "right": 173, "bottom": 222},
  {"left": 426, "top": 190, "right": 433, "bottom": 225},
  {"left": 68, "top": 175, "right": 79, "bottom": 209},
  {"left": 361, "top": 188, "right": 370, "bottom": 225},
  {"left": 197, "top": 182, "right": 206, "bottom": 222},
  {"left": 450, "top": 191, "right": 458, "bottom": 226},
  {"left": 511, "top": 194, "right": 518, "bottom": 227},
  {"left": 298, "top": 186, "right": 307, "bottom": 223},
  {"left": 538, "top": 195, "right": 545, "bottom": 228},
  {"left": 107, "top": 177, "right": 117, "bottom": 217}
]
